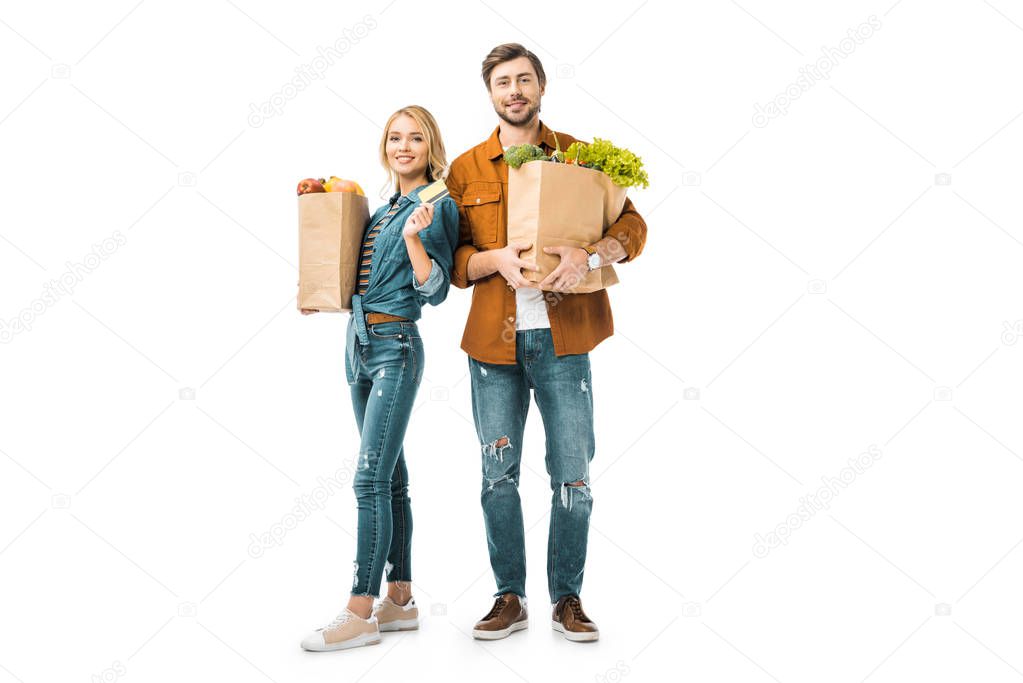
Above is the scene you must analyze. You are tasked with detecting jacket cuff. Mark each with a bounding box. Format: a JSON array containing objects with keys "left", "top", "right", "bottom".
[{"left": 412, "top": 258, "right": 443, "bottom": 297}]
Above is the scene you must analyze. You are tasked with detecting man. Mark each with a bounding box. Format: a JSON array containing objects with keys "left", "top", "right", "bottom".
[{"left": 445, "top": 43, "right": 647, "bottom": 642}]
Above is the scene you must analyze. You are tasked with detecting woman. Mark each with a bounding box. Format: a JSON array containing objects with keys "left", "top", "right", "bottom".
[{"left": 300, "top": 105, "right": 458, "bottom": 652}]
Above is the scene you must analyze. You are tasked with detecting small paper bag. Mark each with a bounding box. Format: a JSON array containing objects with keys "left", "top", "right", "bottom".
[{"left": 297, "top": 192, "right": 369, "bottom": 311}]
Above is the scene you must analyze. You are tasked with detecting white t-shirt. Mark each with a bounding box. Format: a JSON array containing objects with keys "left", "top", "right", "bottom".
[
  {"left": 515, "top": 287, "right": 550, "bottom": 330},
  {"left": 503, "top": 145, "right": 551, "bottom": 330}
]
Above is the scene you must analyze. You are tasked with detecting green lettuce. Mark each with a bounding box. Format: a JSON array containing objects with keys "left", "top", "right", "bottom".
[{"left": 564, "top": 138, "right": 649, "bottom": 189}]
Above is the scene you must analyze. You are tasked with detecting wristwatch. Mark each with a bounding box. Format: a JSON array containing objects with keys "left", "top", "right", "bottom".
[{"left": 583, "top": 245, "right": 601, "bottom": 271}]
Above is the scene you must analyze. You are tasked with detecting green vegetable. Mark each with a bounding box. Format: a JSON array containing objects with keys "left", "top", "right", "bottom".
[
  {"left": 563, "top": 141, "right": 591, "bottom": 166},
  {"left": 565, "top": 138, "right": 649, "bottom": 189},
  {"left": 503, "top": 144, "right": 548, "bottom": 169},
  {"left": 505, "top": 137, "right": 650, "bottom": 189}
]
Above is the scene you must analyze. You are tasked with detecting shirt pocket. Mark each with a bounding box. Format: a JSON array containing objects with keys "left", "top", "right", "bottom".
[
  {"left": 375, "top": 214, "right": 410, "bottom": 267},
  {"left": 460, "top": 181, "right": 502, "bottom": 247}
]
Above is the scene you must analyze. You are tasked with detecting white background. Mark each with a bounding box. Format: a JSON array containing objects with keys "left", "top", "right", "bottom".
[{"left": 2, "top": 1, "right": 1023, "bottom": 681}]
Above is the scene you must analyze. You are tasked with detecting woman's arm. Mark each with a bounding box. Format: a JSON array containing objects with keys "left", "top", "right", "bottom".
[
  {"left": 402, "top": 203, "right": 435, "bottom": 286},
  {"left": 404, "top": 199, "right": 458, "bottom": 306}
]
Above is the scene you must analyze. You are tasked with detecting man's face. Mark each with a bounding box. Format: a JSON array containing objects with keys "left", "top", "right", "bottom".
[{"left": 489, "top": 56, "right": 543, "bottom": 126}]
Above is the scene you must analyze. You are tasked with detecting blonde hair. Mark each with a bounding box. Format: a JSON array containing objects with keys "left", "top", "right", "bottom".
[{"left": 378, "top": 105, "right": 447, "bottom": 198}]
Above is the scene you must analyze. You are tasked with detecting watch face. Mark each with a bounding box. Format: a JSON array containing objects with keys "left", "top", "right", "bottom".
[{"left": 588, "top": 253, "right": 601, "bottom": 269}]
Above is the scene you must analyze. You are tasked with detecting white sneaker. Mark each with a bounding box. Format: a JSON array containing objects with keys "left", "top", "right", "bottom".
[
  {"left": 373, "top": 596, "right": 420, "bottom": 632},
  {"left": 300, "top": 608, "right": 381, "bottom": 652}
]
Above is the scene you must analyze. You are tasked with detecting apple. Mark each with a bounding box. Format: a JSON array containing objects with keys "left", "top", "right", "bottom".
[
  {"left": 310, "top": 175, "right": 366, "bottom": 195},
  {"left": 297, "top": 178, "right": 325, "bottom": 195},
  {"left": 324, "top": 176, "right": 355, "bottom": 193}
]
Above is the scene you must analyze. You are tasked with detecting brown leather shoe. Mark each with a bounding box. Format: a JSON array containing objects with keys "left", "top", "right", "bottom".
[
  {"left": 472, "top": 593, "right": 529, "bottom": 640},
  {"left": 552, "top": 595, "right": 599, "bottom": 642}
]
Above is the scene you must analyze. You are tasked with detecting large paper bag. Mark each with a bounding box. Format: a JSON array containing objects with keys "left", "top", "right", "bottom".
[
  {"left": 297, "top": 192, "right": 369, "bottom": 312},
  {"left": 507, "top": 161, "right": 627, "bottom": 293}
]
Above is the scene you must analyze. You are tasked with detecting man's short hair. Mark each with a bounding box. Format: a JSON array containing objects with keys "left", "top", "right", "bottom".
[{"left": 481, "top": 43, "right": 547, "bottom": 92}]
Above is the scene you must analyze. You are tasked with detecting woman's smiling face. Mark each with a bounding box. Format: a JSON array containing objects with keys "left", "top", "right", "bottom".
[{"left": 386, "top": 114, "right": 429, "bottom": 179}]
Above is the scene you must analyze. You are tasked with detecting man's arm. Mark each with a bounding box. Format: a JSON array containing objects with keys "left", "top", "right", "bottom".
[
  {"left": 538, "top": 196, "right": 648, "bottom": 291},
  {"left": 445, "top": 170, "right": 536, "bottom": 288},
  {"left": 590, "top": 196, "right": 647, "bottom": 266},
  {"left": 465, "top": 248, "right": 499, "bottom": 282},
  {"left": 451, "top": 241, "right": 483, "bottom": 290},
  {"left": 445, "top": 173, "right": 481, "bottom": 289}
]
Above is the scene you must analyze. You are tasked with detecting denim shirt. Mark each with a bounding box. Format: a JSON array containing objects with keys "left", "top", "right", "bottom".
[{"left": 350, "top": 182, "right": 459, "bottom": 344}]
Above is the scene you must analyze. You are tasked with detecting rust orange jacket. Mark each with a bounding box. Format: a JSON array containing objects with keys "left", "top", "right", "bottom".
[{"left": 445, "top": 120, "right": 647, "bottom": 364}]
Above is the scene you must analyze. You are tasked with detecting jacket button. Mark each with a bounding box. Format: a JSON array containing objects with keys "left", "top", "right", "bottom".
[
  {"left": 476, "top": 198, "right": 481, "bottom": 203},
  {"left": 507, "top": 316, "right": 514, "bottom": 322}
]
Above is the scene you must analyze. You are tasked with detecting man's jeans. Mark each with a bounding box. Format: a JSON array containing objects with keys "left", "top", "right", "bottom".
[
  {"left": 346, "top": 318, "right": 424, "bottom": 596},
  {"left": 469, "top": 328, "right": 595, "bottom": 604}
]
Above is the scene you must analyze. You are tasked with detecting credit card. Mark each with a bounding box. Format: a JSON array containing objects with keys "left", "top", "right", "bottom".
[{"left": 417, "top": 178, "right": 449, "bottom": 204}]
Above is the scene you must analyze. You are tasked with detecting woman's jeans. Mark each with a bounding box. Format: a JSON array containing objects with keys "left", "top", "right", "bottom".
[
  {"left": 345, "top": 318, "right": 424, "bottom": 596},
  {"left": 468, "top": 328, "right": 595, "bottom": 604}
]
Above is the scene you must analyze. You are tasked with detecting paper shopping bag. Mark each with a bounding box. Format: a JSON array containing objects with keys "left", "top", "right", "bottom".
[
  {"left": 507, "top": 161, "right": 626, "bottom": 293},
  {"left": 297, "top": 192, "right": 369, "bottom": 312}
]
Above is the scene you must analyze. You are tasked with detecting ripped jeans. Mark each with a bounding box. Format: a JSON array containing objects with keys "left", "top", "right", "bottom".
[
  {"left": 346, "top": 318, "right": 424, "bottom": 596},
  {"left": 468, "top": 328, "right": 595, "bottom": 604}
]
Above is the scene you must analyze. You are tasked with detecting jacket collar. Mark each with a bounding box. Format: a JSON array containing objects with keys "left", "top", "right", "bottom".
[
  {"left": 387, "top": 181, "right": 432, "bottom": 208},
  {"left": 485, "top": 119, "right": 561, "bottom": 160}
]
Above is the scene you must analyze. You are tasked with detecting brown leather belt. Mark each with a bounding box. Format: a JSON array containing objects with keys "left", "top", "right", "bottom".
[{"left": 366, "top": 312, "right": 409, "bottom": 325}]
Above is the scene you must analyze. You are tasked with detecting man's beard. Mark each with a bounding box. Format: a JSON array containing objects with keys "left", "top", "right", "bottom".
[{"left": 494, "top": 97, "right": 540, "bottom": 126}]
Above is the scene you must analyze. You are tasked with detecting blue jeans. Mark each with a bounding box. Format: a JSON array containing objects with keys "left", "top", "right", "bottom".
[
  {"left": 345, "top": 318, "right": 424, "bottom": 596},
  {"left": 469, "top": 328, "right": 595, "bottom": 604}
]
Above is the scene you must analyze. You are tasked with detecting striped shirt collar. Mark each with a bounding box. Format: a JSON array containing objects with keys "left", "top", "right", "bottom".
[{"left": 387, "top": 181, "right": 433, "bottom": 209}]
